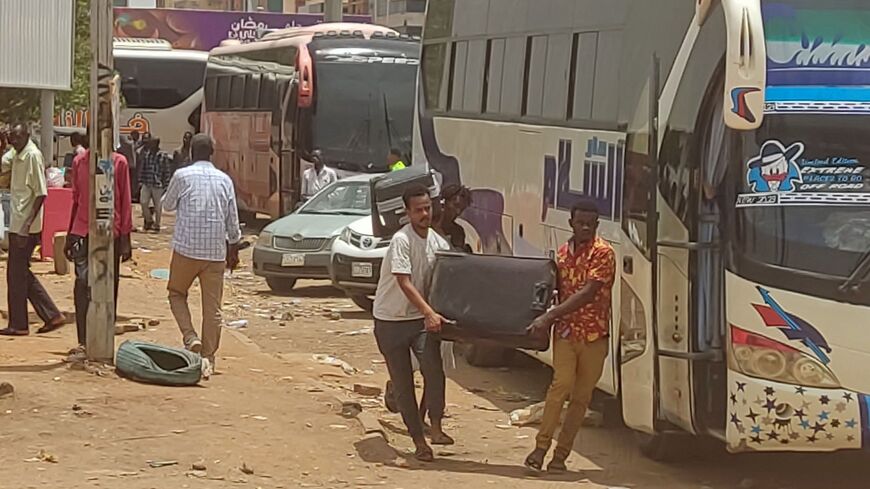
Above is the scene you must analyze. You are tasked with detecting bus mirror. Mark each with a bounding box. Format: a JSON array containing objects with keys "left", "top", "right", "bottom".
[
  {"left": 722, "top": 0, "right": 766, "bottom": 131},
  {"left": 297, "top": 47, "right": 313, "bottom": 108}
]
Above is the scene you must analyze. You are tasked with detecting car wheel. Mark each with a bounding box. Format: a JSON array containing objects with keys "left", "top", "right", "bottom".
[
  {"left": 266, "top": 277, "right": 297, "bottom": 293},
  {"left": 350, "top": 294, "right": 374, "bottom": 312}
]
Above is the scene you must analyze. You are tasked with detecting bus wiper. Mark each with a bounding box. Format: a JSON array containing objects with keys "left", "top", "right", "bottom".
[
  {"left": 382, "top": 93, "right": 394, "bottom": 149},
  {"left": 838, "top": 249, "right": 870, "bottom": 294}
]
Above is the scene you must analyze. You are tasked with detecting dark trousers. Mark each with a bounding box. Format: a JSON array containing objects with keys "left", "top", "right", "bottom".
[
  {"left": 72, "top": 236, "right": 121, "bottom": 345},
  {"left": 374, "top": 319, "right": 446, "bottom": 439},
  {"left": 6, "top": 233, "right": 61, "bottom": 331}
]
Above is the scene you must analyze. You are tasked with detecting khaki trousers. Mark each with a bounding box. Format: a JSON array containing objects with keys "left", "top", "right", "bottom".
[
  {"left": 168, "top": 252, "right": 225, "bottom": 361},
  {"left": 536, "top": 337, "right": 609, "bottom": 458}
]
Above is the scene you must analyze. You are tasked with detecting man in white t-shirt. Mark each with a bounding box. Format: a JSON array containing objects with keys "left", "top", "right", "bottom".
[
  {"left": 373, "top": 184, "right": 452, "bottom": 462},
  {"left": 301, "top": 150, "right": 338, "bottom": 200}
]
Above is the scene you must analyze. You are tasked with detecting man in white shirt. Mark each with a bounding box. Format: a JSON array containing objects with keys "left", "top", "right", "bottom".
[
  {"left": 301, "top": 150, "right": 337, "bottom": 200},
  {"left": 372, "top": 184, "right": 452, "bottom": 462},
  {"left": 162, "top": 134, "right": 241, "bottom": 379}
]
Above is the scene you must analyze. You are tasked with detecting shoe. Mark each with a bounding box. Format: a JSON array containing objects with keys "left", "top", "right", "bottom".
[
  {"left": 201, "top": 357, "right": 213, "bottom": 380},
  {"left": 36, "top": 316, "right": 66, "bottom": 334},
  {"left": 0, "top": 327, "right": 29, "bottom": 336},
  {"left": 384, "top": 380, "right": 399, "bottom": 413},
  {"left": 186, "top": 338, "right": 202, "bottom": 354},
  {"left": 524, "top": 448, "right": 546, "bottom": 472},
  {"left": 547, "top": 455, "right": 568, "bottom": 473}
]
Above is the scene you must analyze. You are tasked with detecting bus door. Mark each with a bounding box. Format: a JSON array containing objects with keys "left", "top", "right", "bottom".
[{"left": 279, "top": 76, "right": 300, "bottom": 216}]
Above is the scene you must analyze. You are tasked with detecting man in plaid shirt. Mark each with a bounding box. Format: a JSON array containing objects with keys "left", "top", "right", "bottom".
[{"left": 139, "top": 136, "right": 172, "bottom": 232}]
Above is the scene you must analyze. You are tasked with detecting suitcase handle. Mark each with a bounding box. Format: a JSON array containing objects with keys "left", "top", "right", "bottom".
[{"left": 531, "top": 282, "right": 551, "bottom": 311}]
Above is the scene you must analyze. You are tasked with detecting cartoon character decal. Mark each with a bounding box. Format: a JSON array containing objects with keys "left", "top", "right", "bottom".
[{"left": 746, "top": 140, "right": 805, "bottom": 193}]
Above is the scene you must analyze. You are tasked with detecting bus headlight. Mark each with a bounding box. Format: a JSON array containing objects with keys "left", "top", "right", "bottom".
[{"left": 730, "top": 326, "right": 840, "bottom": 389}]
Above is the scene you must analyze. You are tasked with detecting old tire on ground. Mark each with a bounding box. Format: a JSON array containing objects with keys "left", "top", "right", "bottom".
[
  {"left": 464, "top": 343, "right": 515, "bottom": 368},
  {"left": 350, "top": 295, "right": 374, "bottom": 312},
  {"left": 115, "top": 340, "right": 202, "bottom": 386},
  {"left": 266, "top": 277, "right": 297, "bottom": 293}
]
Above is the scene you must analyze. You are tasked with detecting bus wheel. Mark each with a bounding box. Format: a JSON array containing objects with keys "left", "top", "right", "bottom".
[
  {"left": 349, "top": 295, "right": 374, "bottom": 312},
  {"left": 636, "top": 431, "right": 692, "bottom": 462},
  {"left": 464, "top": 344, "right": 515, "bottom": 368},
  {"left": 266, "top": 277, "right": 297, "bottom": 294},
  {"left": 239, "top": 210, "right": 257, "bottom": 224}
]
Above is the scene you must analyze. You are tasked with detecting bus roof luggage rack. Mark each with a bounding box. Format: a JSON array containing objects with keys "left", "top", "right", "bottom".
[{"left": 113, "top": 37, "right": 173, "bottom": 50}]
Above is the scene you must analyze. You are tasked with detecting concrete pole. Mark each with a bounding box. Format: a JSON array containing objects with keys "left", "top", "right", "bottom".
[
  {"left": 39, "top": 90, "right": 54, "bottom": 166},
  {"left": 324, "top": 0, "right": 343, "bottom": 22},
  {"left": 87, "top": 0, "right": 116, "bottom": 363}
]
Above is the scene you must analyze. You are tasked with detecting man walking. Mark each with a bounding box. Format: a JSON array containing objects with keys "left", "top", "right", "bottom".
[
  {"left": 139, "top": 136, "right": 172, "bottom": 232},
  {"left": 0, "top": 125, "right": 64, "bottom": 336},
  {"left": 163, "top": 134, "right": 241, "bottom": 379},
  {"left": 301, "top": 149, "right": 337, "bottom": 200},
  {"left": 65, "top": 133, "right": 133, "bottom": 360},
  {"left": 173, "top": 131, "right": 193, "bottom": 172},
  {"left": 372, "top": 184, "right": 453, "bottom": 462},
  {"left": 524, "top": 198, "right": 615, "bottom": 473}
]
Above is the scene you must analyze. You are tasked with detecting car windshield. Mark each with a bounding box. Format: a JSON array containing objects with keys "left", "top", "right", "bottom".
[
  {"left": 734, "top": 114, "right": 870, "bottom": 279},
  {"left": 299, "top": 181, "right": 370, "bottom": 216}
]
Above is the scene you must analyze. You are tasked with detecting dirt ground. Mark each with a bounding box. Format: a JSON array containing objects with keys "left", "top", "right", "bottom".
[{"left": 1, "top": 215, "right": 868, "bottom": 489}]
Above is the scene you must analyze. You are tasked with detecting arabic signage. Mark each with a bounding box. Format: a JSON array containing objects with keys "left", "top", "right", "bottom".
[
  {"left": 55, "top": 109, "right": 149, "bottom": 136},
  {"left": 113, "top": 8, "right": 371, "bottom": 51},
  {"left": 737, "top": 139, "right": 870, "bottom": 208}
]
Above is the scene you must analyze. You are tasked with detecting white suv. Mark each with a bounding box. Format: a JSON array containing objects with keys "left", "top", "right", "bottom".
[{"left": 329, "top": 216, "right": 390, "bottom": 311}]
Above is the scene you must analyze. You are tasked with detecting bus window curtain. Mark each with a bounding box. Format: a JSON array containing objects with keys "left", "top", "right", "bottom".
[{"left": 698, "top": 98, "right": 729, "bottom": 350}]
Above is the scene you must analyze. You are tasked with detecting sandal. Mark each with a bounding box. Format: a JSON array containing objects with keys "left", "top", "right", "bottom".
[
  {"left": 0, "top": 327, "right": 29, "bottom": 336},
  {"left": 414, "top": 444, "right": 434, "bottom": 462},
  {"left": 524, "top": 448, "right": 546, "bottom": 472},
  {"left": 430, "top": 431, "right": 455, "bottom": 446},
  {"left": 36, "top": 316, "right": 66, "bottom": 334}
]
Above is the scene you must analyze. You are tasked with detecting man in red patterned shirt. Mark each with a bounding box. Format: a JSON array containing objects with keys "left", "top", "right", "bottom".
[{"left": 525, "top": 198, "right": 615, "bottom": 473}]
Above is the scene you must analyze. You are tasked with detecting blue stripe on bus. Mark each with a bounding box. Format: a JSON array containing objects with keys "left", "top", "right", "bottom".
[
  {"left": 860, "top": 395, "right": 870, "bottom": 450},
  {"left": 766, "top": 86, "right": 870, "bottom": 103}
]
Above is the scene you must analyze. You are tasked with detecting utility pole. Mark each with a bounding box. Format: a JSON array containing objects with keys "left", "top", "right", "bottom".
[
  {"left": 87, "top": 0, "right": 117, "bottom": 363},
  {"left": 324, "top": 0, "right": 343, "bottom": 22}
]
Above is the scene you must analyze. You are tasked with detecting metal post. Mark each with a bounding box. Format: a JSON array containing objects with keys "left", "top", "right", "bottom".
[
  {"left": 39, "top": 90, "right": 55, "bottom": 166},
  {"left": 324, "top": 0, "right": 343, "bottom": 22},
  {"left": 87, "top": 0, "right": 116, "bottom": 363}
]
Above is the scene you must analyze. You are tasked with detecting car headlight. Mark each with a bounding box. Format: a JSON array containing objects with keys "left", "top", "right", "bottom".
[
  {"left": 257, "top": 231, "right": 273, "bottom": 248},
  {"left": 338, "top": 227, "right": 352, "bottom": 244},
  {"left": 730, "top": 326, "right": 840, "bottom": 389}
]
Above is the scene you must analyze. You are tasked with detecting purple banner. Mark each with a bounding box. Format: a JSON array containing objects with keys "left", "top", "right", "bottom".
[{"left": 113, "top": 8, "right": 371, "bottom": 51}]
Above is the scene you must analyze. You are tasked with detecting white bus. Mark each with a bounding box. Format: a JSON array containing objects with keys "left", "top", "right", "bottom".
[
  {"left": 54, "top": 38, "right": 208, "bottom": 152},
  {"left": 417, "top": 0, "right": 870, "bottom": 457}
]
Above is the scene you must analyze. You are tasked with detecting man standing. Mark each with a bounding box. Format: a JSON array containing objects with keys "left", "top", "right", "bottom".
[
  {"left": 524, "top": 198, "right": 615, "bottom": 473},
  {"left": 65, "top": 134, "right": 133, "bottom": 360},
  {"left": 372, "top": 184, "right": 453, "bottom": 462},
  {"left": 173, "top": 131, "right": 193, "bottom": 172},
  {"left": 0, "top": 124, "right": 65, "bottom": 336},
  {"left": 301, "top": 150, "right": 337, "bottom": 200},
  {"left": 139, "top": 136, "right": 172, "bottom": 232},
  {"left": 387, "top": 148, "right": 407, "bottom": 172},
  {"left": 163, "top": 134, "right": 241, "bottom": 380}
]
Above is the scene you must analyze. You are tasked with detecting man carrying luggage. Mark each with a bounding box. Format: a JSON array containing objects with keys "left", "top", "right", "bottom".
[
  {"left": 524, "top": 198, "right": 615, "bottom": 473},
  {"left": 372, "top": 184, "right": 453, "bottom": 462}
]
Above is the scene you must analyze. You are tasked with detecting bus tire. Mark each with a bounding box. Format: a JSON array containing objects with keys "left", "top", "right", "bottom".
[
  {"left": 266, "top": 277, "right": 297, "bottom": 294},
  {"left": 349, "top": 294, "right": 374, "bottom": 312},
  {"left": 464, "top": 344, "right": 515, "bottom": 368},
  {"left": 239, "top": 210, "right": 257, "bottom": 224},
  {"left": 636, "top": 431, "right": 691, "bottom": 462}
]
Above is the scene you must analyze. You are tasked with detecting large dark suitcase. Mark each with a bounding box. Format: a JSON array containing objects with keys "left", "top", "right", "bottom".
[
  {"left": 428, "top": 252, "right": 556, "bottom": 351},
  {"left": 369, "top": 166, "right": 438, "bottom": 238}
]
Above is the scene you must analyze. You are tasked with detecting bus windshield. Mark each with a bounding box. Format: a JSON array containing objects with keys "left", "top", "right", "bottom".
[
  {"left": 299, "top": 181, "right": 371, "bottom": 216},
  {"left": 310, "top": 41, "right": 419, "bottom": 173},
  {"left": 735, "top": 114, "right": 870, "bottom": 280}
]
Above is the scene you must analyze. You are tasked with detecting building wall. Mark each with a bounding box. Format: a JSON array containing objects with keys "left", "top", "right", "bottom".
[
  {"left": 298, "top": 0, "right": 369, "bottom": 15},
  {"left": 372, "top": 0, "right": 424, "bottom": 35}
]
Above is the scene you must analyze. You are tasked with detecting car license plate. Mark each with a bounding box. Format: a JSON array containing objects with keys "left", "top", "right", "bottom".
[
  {"left": 352, "top": 262, "right": 373, "bottom": 278},
  {"left": 281, "top": 253, "right": 305, "bottom": 267}
]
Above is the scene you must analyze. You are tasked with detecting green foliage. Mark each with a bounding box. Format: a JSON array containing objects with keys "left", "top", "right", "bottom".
[{"left": 0, "top": 0, "right": 91, "bottom": 124}]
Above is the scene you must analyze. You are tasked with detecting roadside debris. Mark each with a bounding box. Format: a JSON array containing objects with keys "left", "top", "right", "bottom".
[
  {"left": 510, "top": 401, "right": 605, "bottom": 427},
  {"left": 352, "top": 383, "right": 382, "bottom": 397},
  {"left": 338, "top": 328, "right": 371, "bottom": 337},
  {"left": 191, "top": 462, "right": 207, "bottom": 471},
  {"left": 25, "top": 450, "right": 58, "bottom": 463},
  {"left": 0, "top": 381, "right": 13, "bottom": 398},
  {"left": 313, "top": 354, "right": 357, "bottom": 375},
  {"left": 225, "top": 320, "right": 249, "bottom": 330},
  {"left": 340, "top": 400, "right": 363, "bottom": 418},
  {"left": 147, "top": 460, "right": 178, "bottom": 468},
  {"left": 114, "top": 323, "right": 143, "bottom": 336},
  {"left": 240, "top": 462, "right": 255, "bottom": 475}
]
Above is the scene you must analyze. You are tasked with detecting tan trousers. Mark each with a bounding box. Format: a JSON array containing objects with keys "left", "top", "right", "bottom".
[
  {"left": 168, "top": 252, "right": 225, "bottom": 361},
  {"left": 536, "top": 337, "right": 608, "bottom": 458}
]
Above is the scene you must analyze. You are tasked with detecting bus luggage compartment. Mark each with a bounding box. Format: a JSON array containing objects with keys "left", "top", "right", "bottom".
[{"left": 428, "top": 252, "right": 555, "bottom": 351}]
